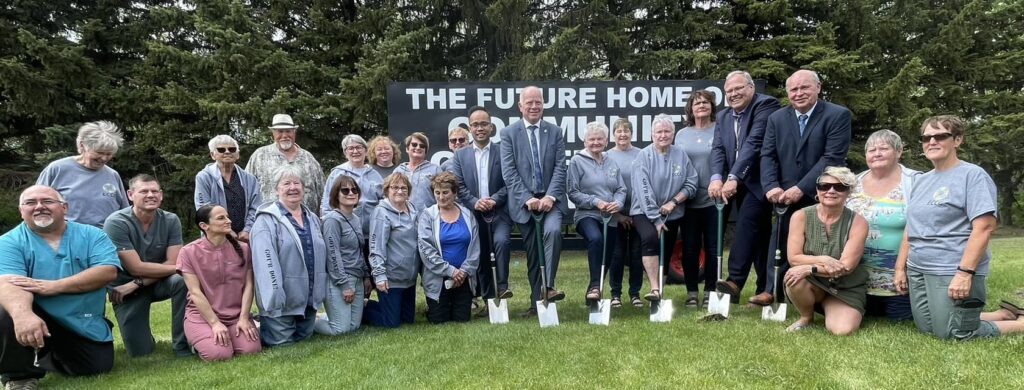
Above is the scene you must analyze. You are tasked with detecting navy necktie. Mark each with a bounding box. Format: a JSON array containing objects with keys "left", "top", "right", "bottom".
[
  {"left": 799, "top": 114, "right": 809, "bottom": 137},
  {"left": 527, "top": 125, "right": 544, "bottom": 192}
]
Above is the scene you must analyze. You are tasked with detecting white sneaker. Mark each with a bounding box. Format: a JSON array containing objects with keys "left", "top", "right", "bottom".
[{"left": 5, "top": 378, "right": 39, "bottom": 390}]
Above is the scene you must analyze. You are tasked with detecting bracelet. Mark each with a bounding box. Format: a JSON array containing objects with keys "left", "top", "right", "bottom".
[{"left": 956, "top": 266, "right": 976, "bottom": 275}]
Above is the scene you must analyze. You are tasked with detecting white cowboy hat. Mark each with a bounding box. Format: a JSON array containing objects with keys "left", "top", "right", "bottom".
[{"left": 268, "top": 114, "right": 299, "bottom": 130}]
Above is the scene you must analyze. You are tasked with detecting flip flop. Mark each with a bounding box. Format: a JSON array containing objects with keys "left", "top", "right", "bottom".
[{"left": 999, "top": 300, "right": 1024, "bottom": 317}]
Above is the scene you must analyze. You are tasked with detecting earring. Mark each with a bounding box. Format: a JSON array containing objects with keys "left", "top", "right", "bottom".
[{"left": 814, "top": 194, "right": 819, "bottom": 202}]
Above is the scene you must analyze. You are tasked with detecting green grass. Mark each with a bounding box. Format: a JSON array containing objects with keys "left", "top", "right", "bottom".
[{"left": 44, "top": 238, "right": 1024, "bottom": 389}]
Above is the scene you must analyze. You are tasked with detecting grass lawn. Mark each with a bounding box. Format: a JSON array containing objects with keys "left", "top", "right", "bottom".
[{"left": 43, "top": 237, "right": 1024, "bottom": 389}]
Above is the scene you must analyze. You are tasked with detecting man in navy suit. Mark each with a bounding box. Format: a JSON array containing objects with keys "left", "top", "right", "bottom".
[
  {"left": 499, "top": 86, "right": 568, "bottom": 317},
  {"left": 760, "top": 69, "right": 852, "bottom": 301},
  {"left": 447, "top": 106, "right": 513, "bottom": 317},
  {"left": 708, "top": 70, "right": 781, "bottom": 305}
]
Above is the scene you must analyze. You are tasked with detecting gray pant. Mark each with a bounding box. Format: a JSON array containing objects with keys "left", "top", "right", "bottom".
[
  {"left": 519, "top": 210, "right": 563, "bottom": 305},
  {"left": 113, "top": 274, "right": 188, "bottom": 357},
  {"left": 907, "top": 269, "right": 999, "bottom": 340},
  {"left": 314, "top": 281, "right": 364, "bottom": 335}
]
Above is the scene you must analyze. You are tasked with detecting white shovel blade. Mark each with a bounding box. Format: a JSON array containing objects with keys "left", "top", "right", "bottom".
[
  {"left": 649, "top": 299, "right": 674, "bottom": 322},
  {"left": 708, "top": 292, "right": 731, "bottom": 317},
  {"left": 487, "top": 299, "right": 509, "bottom": 324},
  {"left": 762, "top": 303, "right": 788, "bottom": 322},
  {"left": 536, "top": 301, "right": 560, "bottom": 327},
  {"left": 588, "top": 300, "right": 611, "bottom": 326}
]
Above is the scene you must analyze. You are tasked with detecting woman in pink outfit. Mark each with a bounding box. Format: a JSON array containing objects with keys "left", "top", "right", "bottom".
[{"left": 177, "top": 204, "right": 261, "bottom": 361}]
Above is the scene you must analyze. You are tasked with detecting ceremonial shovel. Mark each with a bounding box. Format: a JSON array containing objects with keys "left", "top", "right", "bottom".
[
  {"left": 650, "top": 231, "right": 674, "bottom": 322},
  {"left": 532, "top": 212, "right": 559, "bottom": 327},
  {"left": 482, "top": 213, "right": 509, "bottom": 324},
  {"left": 588, "top": 214, "right": 612, "bottom": 326},
  {"left": 762, "top": 204, "right": 789, "bottom": 322},
  {"left": 703, "top": 199, "right": 730, "bottom": 321}
]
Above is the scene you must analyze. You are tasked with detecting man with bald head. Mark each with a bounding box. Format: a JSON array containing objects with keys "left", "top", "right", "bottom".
[
  {"left": 500, "top": 86, "right": 569, "bottom": 318},
  {"left": 759, "top": 69, "right": 852, "bottom": 304},
  {"left": 0, "top": 186, "right": 120, "bottom": 388}
]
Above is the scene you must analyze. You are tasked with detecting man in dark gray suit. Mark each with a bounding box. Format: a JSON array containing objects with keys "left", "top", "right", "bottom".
[
  {"left": 760, "top": 69, "right": 852, "bottom": 301},
  {"left": 447, "top": 106, "right": 513, "bottom": 317},
  {"left": 709, "top": 70, "right": 781, "bottom": 305},
  {"left": 500, "top": 86, "right": 568, "bottom": 317}
]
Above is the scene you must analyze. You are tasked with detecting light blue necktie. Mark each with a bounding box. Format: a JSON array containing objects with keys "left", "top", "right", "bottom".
[
  {"left": 799, "top": 114, "right": 809, "bottom": 137},
  {"left": 527, "top": 125, "right": 544, "bottom": 193}
]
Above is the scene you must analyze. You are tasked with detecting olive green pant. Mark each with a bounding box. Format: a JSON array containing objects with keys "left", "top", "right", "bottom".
[{"left": 907, "top": 269, "right": 999, "bottom": 341}]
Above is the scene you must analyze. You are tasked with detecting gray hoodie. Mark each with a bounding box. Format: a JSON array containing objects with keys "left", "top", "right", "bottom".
[
  {"left": 322, "top": 209, "right": 366, "bottom": 291},
  {"left": 629, "top": 144, "right": 698, "bottom": 223},
  {"left": 567, "top": 150, "right": 627, "bottom": 227},
  {"left": 416, "top": 204, "right": 480, "bottom": 301},
  {"left": 194, "top": 163, "right": 263, "bottom": 232},
  {"left": 320, "top": 163, "right": 383, "bottom": 235},
  {"left": 368, "top": 199, "right": 419, "bottom": 289},
  {"left": 250, "top": 202, "right": 327, "bottom": 318}
]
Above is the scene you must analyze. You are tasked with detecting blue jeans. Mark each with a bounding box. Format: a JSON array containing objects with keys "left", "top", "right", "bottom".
[
  {"left": 315, "top": 281, "right": 365, "bottom": 335},
  {"left": 260, "top": 306, "right": 317, "bottom": 347},
  {"left": 364, "top": 287, "right": 416, "bottom": 328},
  {"left": 576, "top": 217, "right": 618, "bottom": 290}
]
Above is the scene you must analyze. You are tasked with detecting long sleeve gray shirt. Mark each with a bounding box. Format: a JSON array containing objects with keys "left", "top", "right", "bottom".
[
  {"left": 368, "top": 199, "right": 419, "bottom": 288},
  {"left": 322, "top": 209, "right": 366, "bottom": 290},
  {"left": 321, "top": 163, "right": 383, "bottom": 235},
  {"left": 567, "top": 150, "right": 627, "bottom": 226},
  {"left": 629, "top": 144, "right": 698, "bottom": 223}
]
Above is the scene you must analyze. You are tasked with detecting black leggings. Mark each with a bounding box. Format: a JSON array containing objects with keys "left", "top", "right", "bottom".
[{"left": 631, "top": 215, "right": 681, "bottom": 257}]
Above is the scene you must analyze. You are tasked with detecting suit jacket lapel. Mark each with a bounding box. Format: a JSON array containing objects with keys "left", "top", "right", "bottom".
[{"left": 464, "top": 150, "right": 480, "bottom": 197}]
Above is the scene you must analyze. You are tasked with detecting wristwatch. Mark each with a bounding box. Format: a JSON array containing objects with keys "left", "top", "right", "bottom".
[{"left": 132, "top": 278, "right": 144, "bottom": 288}]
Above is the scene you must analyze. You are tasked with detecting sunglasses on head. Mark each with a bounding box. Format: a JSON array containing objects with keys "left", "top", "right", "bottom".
[
  {"left": 216, "top": 147, "right": 238, "bottom": 153},
  {"left": 449, "top": 137, "right": 467, "bottom": 144},
  {"left": 919, "top": 132, "right": 954, "bottom": 143},
  {"left": 339, "top": 187, "right": 360, "bottom": 196},
  {"left": 816, "top": 182, "right": 850, "bottom": 192}
]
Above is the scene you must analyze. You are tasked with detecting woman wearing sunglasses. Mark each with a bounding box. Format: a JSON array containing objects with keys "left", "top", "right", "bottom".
[
  {"left": 397, "top": 132, "right": 442, "bottom": 212},
  {"left": 316, "top": 176, "right": 370, "bottom": 335},
  {"left": 896, "top": 115, "right": 1024, "bottom": 339},
  {"left": 782, "top": 166, "right": 869, "bottom": 334},
  {"left": 195, "top": 135, "right": 263, "bottom": 243}
]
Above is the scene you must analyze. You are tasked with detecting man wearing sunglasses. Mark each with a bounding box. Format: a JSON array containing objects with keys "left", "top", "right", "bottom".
[
  {"left": 759, "top": 69, "right": 852, "bottom": 305},
  {"left": 499, "top": 86, "right": 569, "bottom": 318},
  {"left": 195, "top": 135, "right": 263, "bottom": 243},
  {"left": 246, "top": 113, "right": 326, "bottom": 216},
  {"left": 447, "top": 106, "right": 513, "bottom": 317}
]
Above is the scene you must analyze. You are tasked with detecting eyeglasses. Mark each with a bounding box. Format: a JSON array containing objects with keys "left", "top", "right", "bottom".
[
  {"left": 345, "top": 146, "right": 365, "bottom": 152},
  {"left": 390, "top": 186, "right": 409, "bottom": 192},
  {"left": 216, "top": 147, "right": 238, "bottom": 154},
  {"left": 449, "top": 137, "right": 466, "bottom": 144},
  {"left": 21, "top": 199, "right": 63, "bottom": 207},
  {"left": 919, "top": 133, "right": 954, "bottom": 143},
  {"left": 692, "top": 100, "right": 711, "bottom": 106},
  {"left": 409, "top": 142, "right": 426, "bottom": 149},
  {"left": 815, "top": 182, "right": 850, "bottom": 193},
  {"left": 339, "top": 187, "right": 360, "bottom": 196},
  {"left": 470, "top": 122, "right": 491, "bottom": 129}
]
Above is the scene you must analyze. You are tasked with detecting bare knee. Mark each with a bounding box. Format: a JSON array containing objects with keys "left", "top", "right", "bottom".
[{"left": 826, "top": 322, "right": 860, "bottom": 336}]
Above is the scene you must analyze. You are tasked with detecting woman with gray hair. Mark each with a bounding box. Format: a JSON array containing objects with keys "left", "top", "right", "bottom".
[
  {"left": 630, "top": 114, "right": 698, "bottom": 302},
  {"left": 782, "top": 166, "right": 869, "bottom": 334},
  {"left": 36, "top": 120, "right": 129, "bottom": 227},
  {"left": 321, "top": 134, "right": 383, "bottom": 240},
  {"left": 250, "top": 164, "right": 327, "bottom": 346},
  {"left": 568, "top": 121, "right": 627, "bottom": 303},
  {"left": 844, "top": 130, "right": 919, "bottom": 321},
  {"left": 195, "top": 134, "right": 263, "bottom": 242}
]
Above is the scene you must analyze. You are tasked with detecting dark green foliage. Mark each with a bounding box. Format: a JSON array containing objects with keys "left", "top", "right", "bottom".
[{"left": 2, "top": 0, "right": 1023, "bottom": 225}]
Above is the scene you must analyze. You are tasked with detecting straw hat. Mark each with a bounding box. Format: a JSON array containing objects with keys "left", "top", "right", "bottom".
[{"left": 268, "top": 114, "right": 299, "bottom": 130}]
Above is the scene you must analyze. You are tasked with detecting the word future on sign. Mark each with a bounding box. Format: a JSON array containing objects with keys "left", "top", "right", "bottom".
[{"left": 386, "top": 80, "right": 766, "bottom": 166}]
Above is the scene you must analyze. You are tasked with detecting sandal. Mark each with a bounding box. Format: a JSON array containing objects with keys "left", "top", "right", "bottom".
[
  {"left": 631, "top": 296, "right": 644, "bottom": 307},
  {"left": 586, "top": 287, "right": 601, "bottom": 301},
  {"left": 611, "top": 296, "right": 622, "bottom": 308},
  {"left": 684, "top": 295, "right": 699, "bottom": 308},
  {"left": 644, "top": 289, "right": 661, "bottom": 302},
  {"left": 786, "top": 320, "right": 812, "bottom": 333},
  {"left": 999, "top": 300, "right": 1024, "bottom": 317}
]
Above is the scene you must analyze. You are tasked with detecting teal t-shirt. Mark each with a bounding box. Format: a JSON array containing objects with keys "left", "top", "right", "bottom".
[
  {"left": 0, "top": 222, "right": 122, "bottom": 342},
  {"left": 847, "top": 184, "right": 907, "bottom": 296}
]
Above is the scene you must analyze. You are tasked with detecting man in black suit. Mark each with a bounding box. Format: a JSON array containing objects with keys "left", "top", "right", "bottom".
[
  {"left": 447, "top": 106, "right": 513, "bottom": 317},
  {"left": 708, "top": 71, "right": 781, "bottom": 305},
  {"left": 759, "top": 69, "right": 852, "bottom": 302}
]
